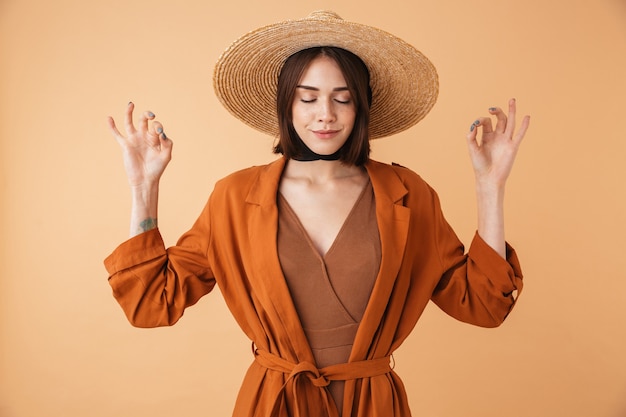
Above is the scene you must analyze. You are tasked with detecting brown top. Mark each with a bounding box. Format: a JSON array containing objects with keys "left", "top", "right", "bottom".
[{"left": 277, "top": 181, "right": 381, "bottom": 414}]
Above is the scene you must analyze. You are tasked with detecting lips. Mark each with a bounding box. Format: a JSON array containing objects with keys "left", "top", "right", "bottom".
[{"left": 312, "top": 129, "right": 340, "bottom": 139}]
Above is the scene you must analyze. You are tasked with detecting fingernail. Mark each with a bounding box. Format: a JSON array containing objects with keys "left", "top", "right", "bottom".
[
  {"left": 489, "top": 107, "right": 497, "bottom": 112},
  {"left": 162, "top": 132, "right": 168, "bottom": 140},
  {"left": 157, "top": 127, "right": 163, "bottom": 134},
  {"left": 473, "top": 120, "right": 480, "bottom": 125},
  {"left": 148, "top": 112, "right": 155, "bottom": 118},
  {"left": 470, "top": 124, "right": 475, "bottom": 132}
]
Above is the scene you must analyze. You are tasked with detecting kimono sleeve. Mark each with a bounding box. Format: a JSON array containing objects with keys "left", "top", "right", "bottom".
[
  {"left": 104, "top": 199, "right": 216, "bottom": 328},
  {"left": 429, "top": 192, "right": 523, "bottom": 328}
]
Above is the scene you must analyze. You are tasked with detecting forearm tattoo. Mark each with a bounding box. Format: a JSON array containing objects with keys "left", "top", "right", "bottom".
[{"left": 139, "top": 217, "right": 158, "bottom": 233}]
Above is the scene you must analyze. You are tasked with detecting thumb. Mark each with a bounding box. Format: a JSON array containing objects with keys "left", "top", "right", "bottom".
[
  {"left": 466, "top": 119, "right": 480, "bottom": 152},
  {"left": 159, "top": 130, "right": 173, "bottom": 157}
]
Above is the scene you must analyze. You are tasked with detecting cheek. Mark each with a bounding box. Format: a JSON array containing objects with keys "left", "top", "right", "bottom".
[
  {"left": 343, "top": 108, "right": 357, "bottom": 126},
  {"left": 291, "top": 104, "right": 313, "bottom": 124}
]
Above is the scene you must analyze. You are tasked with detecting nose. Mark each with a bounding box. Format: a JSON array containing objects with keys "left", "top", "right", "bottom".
[{"left": 316, "top": 99, "right": 336, "bottom": 123}]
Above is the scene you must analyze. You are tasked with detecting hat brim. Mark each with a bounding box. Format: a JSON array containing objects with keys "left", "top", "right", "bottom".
[{"left": 213, "top": 11, "right": 439, "bottom": 139}]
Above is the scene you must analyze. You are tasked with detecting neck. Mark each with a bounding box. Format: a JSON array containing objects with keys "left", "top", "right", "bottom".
[{"left": 283, "top": 158, "right": 364, "bottom": 183}]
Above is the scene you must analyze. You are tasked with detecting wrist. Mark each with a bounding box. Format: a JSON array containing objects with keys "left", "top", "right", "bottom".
[
  {"left": 130, "top": 182, "right": 160, "bottom": 202},
  {"left": 475, "top": 179, "right": 505, "bottom": 201},
  {"left": 474, "top": 179, "right": 506, "bottom": 258},
  {"left": 129, "top": 182, "right": 160, "bottom": 237}
]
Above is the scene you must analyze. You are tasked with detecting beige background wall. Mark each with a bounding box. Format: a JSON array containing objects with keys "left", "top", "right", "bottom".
[{"left": 1, "top": 0, "right": 625, "bottom": 416}]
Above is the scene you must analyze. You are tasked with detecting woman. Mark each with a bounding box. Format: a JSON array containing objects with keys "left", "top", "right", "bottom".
[{"left": 105, "top": 11, "right": 529, "bottom": 417}]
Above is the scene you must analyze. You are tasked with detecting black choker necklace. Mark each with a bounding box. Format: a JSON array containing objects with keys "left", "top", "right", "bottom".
[{"left": 292, "top": 136, "right": 343, "bottom": 161}]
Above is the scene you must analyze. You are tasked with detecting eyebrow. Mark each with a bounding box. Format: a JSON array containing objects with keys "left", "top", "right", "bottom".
[{"left": 296, "top": 85, "right": 350, "bottom": 92}]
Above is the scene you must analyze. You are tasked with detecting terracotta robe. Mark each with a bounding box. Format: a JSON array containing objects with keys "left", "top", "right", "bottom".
[{"left": 104, "top": 158, "right": 523, "bottom": 417}]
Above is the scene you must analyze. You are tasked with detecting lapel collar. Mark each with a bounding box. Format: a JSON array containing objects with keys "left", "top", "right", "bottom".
[
  {"left": 350, "top": 160, "right": 411, "bottom": 360},
  {"left": 245, "top": 157, "right": 315, "bottom": 361},
  {"left": 245, "top": 157, "right": 285, "bottom": 206}
]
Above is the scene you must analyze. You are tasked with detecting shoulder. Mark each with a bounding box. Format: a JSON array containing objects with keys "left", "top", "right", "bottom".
[
  {"left": 214, "top": 159, "right": 282, "bottom": 190},
  {"left": 367, "top": 159, "right": 433, "bottom": 192},
  {"left": 209, "top": 158, "right": 285, "bottom": 207},
  {"left": 216, "top": 165, "right": 262, "bottom": 187},
  {"left": 367, "top": 159, "right": 445, "bottom": 217}
]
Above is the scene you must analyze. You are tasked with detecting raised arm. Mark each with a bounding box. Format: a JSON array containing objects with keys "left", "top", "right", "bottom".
[
  {"left": 466, "top": 98, "right": 530, "bottom": 258},
  {"left": 107, "top": 102, "right": 173, "bottom": 237}
]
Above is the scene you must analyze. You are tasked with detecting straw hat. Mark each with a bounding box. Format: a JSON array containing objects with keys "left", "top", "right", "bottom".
[{"left": 213, "top": 10, "right": 438, "bottom": 139}]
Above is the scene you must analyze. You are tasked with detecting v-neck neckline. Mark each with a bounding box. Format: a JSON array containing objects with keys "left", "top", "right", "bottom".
[{"left": 278, "top": 179, "right": 371, "bottom": 259}]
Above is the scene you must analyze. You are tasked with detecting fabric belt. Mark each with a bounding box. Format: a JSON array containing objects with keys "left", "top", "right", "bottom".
[{"left": 254, "top": 347, "right": 392, "bottom": 417}]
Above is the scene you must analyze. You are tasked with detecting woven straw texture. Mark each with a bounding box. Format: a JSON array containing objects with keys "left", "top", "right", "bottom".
[{"left": 213, "top": 10, "right": 439, "bottom": 139}]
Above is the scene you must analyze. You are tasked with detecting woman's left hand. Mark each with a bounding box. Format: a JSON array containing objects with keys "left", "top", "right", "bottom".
[{"left": 466, "top": 98, "right": 530, "bottom": 187}]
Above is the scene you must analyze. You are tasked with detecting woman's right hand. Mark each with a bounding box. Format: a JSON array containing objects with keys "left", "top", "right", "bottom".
[{"left": 107, "top": 102, "right": 173, "bottom": 188}]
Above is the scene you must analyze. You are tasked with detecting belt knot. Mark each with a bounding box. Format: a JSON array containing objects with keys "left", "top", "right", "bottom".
[
  {"left": 252, "top": 345, "right": 393, "bottom": 417},
  {"left": 290, "top": 361, "right": 330, "bottom": 387}
]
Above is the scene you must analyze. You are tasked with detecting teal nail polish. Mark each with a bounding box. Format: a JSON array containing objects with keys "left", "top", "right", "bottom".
[
  {"left": 162, "top": 132, "right": 168, "bottom": 140},
  {"left": 489, "top": 107, "right": 497, "bottom": 112},
  {"left": 473, "top": 120, "right": 480, "bottom": 125},
  {"left": 470, "top": 124, "right": 475, "bottom": 132},
  {"left": 148, "top": 112, "right": 155, "bottom": 118},
  {"left": 157, "top": 127, "right": 163, "bottom": 134}
]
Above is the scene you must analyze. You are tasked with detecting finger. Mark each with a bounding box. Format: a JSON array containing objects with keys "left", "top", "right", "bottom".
[
  {"left": 144, "top": 120, "right": 162, "bottom": 148},
  {"left": 152, "top": 121, "right": 168, "bottom": 141},
  {"left": 475, "top": 117, "right": 494, "bottom": 134},
  {"left": 151, "top": 121, "right": 163, "bottom": 135},
  {"left": 138, "top": 110, "right": 156, "bottom": 134},
  {"left": 489, "top": 106, "right": 507, "bottom": 133},
  {"left": 466, "top": 119, "right": 480, "bottom": 151},
  {"left": 504, "top": 98, "right": 517, "bottom": 137},
  {"left": 146, "top": 118, "right": 171, "bottom": 148},
  {"left": 124, "top": 101, "right": 136, "bottom": 134},
  {"left": 513, "top": 115, "right": 531, "bottom": 146},
  {"left": 157, "top": 127, "right": 173, "bottom": 159},
  {"left": 161, "top": 131, "right": 173, "bottom": 148},
  {"left": 107, "top": 117, "right": 126, "bottom": 145}
]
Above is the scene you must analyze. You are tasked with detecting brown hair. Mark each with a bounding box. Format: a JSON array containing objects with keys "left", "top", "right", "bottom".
[{"left": 273, "top": 47, "right": 372, "bottom": 166}]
